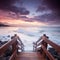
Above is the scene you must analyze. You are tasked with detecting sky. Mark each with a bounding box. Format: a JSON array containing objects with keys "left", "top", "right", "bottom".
[{"left": 0, "top": 0, "right": 60, "bottom": 27}]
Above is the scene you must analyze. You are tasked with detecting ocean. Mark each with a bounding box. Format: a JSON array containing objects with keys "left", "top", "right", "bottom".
[{"left": 0, "top": 26, "right": 60, "bottom": 51}]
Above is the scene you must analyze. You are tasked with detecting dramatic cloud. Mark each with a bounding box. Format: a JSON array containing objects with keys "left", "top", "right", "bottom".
[
  {"left": 33, "top": 13, "right": 60, "bottom": 25},
  {"left": 0, "top": 0, "right": 60, "bottom": 26},
  {"left": 32, "top": 0, "right": 60, "bottom": 24},
  {"left": 34, "top": 14, "right": 59, "bottom": 21},
  {"left": 36, "top": 0, "right": 60, "bottom": 25},
  {"left": 44, "top": 0, "right": 60, "bottom": 12},
  {"left": 0, "top": 0, "right": 29, "bottom": 15},
  {"left": 37, "top": 0, "right": 60, "bottom": 15}
]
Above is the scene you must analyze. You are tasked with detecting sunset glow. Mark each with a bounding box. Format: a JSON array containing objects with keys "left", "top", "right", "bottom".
[{"left": 0, "top": 19, "right": 47, "bottom": 27}]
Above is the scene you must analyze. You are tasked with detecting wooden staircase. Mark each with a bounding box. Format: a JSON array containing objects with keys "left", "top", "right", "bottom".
[{"left": 0, "top": 34, "right": 60, "bottom": 60}]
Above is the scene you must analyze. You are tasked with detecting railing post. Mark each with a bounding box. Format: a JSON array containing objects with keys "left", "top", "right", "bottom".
[{"left": 33, "top": 42, "right": 37, "bottom": 51}]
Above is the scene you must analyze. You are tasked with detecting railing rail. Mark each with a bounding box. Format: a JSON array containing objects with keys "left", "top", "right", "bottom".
[
  {"left": 43, "top": 38, "right": 60, "bottom": 53},
  {"left": 0, "top": 35, "right": 24, "bottom": 60},
  {"left": 41, "top": 45, "right": 55, "bottom": 60},
  {"left": 33, "top": 35, "right": 60, "bottom": 60},
  {"left": 0, "top": 37, "right": 17, "bottom": 56}
]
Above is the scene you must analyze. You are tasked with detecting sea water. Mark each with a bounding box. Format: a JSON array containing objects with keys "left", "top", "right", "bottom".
[{"left": 0, "top": 26, "right": 60, "bottom": 51}]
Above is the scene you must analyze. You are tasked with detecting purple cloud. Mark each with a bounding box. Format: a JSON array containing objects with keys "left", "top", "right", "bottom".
[
  {"left": 44, "top": 0, "right": 60, "bottom": 12},
  {"left": 37, "top": 0, "right": 60, "bottom": 15},
  {"left": 35, "top": 0, "right": 60, "bottom": 25},
  {"left": 0, "top": 0, "right": 30, "bottom": 15},
  {"left": 0, "top": 0, "right": 60, "bottom": 25}
]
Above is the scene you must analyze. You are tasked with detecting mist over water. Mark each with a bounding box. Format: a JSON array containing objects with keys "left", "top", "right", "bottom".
[{"left": 0, "top": 26, "right": 60, "bottom": 51}]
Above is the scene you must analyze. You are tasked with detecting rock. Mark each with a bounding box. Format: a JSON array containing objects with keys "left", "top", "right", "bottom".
[
  {"left": 0, "top": 41, "right": 12, "bottom": 60},
  {"left": 0, "top": 56, "right": 6, "bottom": 60},
  {"left": 0, "top": 41, "right": 7, "bottom": 47},
  {"left": 7, "top": 35, "right": 10, "bottom": 37},
  {"left": 0, "top": 41, "right": 2, "bottom": 47},
  {"left": 4, "top": 46, "right": 12, "bottom": 57},
  {"left": 48, "top": 48, "right": 60, "bottom": 60}
]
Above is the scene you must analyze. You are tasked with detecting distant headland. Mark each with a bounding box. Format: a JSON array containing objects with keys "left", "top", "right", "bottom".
[{"left": 0, "top": 22, "right": 9, "bottom": 27}]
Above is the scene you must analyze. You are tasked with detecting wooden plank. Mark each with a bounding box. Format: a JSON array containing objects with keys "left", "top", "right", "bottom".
[{"left": 15, "top": 52, "right": 45, "bottom": 60}]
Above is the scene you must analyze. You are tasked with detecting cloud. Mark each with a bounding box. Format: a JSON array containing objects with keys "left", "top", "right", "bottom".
[
  {"left": 36, "top": 5, "right": 49, "bottom": 12},
  {"left": 9, "top": 7, "right": 29, "bottom": 15},
  {"left": 33, "top": 13, "right": 60, "bottom": 25},
  {"left": 35, "top": 0, "right": 60, "bottom": 25},
  {"left": 0, "top": 0, "right": 30, "bottom": 15},
  {"left": 37, "top": 0, "right": 60, "bottom": 15},
  {"left": 44, "top": 0, "right": 60, "bottom": 11},
  {"left": 0, "top": 0, "right": 60, "bottom": 25}
]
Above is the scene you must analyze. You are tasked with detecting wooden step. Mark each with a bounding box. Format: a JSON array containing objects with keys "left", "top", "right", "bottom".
[{"left": 15, "top": 52, "right": 45, "bottom": 60}]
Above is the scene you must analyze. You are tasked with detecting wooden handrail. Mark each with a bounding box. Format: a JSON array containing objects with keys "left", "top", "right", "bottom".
[
  {"left": 0, "top": 35, "right": 24, "bottom": 60},
  {"left": 41, "top": 45, "right": 55, "bottom": 60},
  {"left": 43, "top": 39, "right": 60, "bottom": 52},
  {"left": 0, "top": 36, "right": 17, "bottom": 56},
  {"left": 33, "top": 35, "right": 60, "bottom": 60}
]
